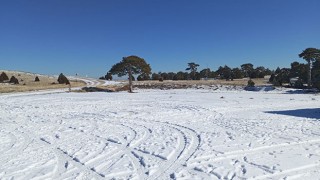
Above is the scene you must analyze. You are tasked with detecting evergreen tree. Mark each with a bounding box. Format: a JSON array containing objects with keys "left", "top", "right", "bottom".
[
  {"left": 186, "top": 62, "right": 200, "bottom": 80},
  {"left": 199, "top": 68, "right": 211, "bottom": 79},
  {"left": 241, "top": 63, "right": 254, "bottom": 78},
  {"left": 216, "top": 65, "right": 232, "bottom": 80},
  {"left": 173, "top": 71, "right": 186, "bottom": 80},
  {"left": 299, "top": 48, "right": 320, "bottom": 87},
  {"left": 137, "top": 73, "right": 150, "bottom": 81},
  {"left": 160, "top": 72, "right": 169, "bottom": 80},
  {"left": 167, "top": 72, "right": 176, "bottom": 80},
  {"left": 290, "top": 61, "right": 308, "bottom": 83},
  {"left": 109, "top": 55, "right": 151, "bottom": 93},
  {"left": 105, "top": 72, "right": 113, "bottom": 80},
  {"left": 151, "top": 73, "right": 160, "bottom": 80},
  {"left": 231, "top": 68, "right": 244, "bottom": 79}
]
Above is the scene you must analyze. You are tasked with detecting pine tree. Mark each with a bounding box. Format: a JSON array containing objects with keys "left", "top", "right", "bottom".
[{"left": 109, "top": 55, "right": 151, "bottom": 93}]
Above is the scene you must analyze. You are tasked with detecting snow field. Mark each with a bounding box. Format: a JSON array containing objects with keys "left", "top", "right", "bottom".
[{"left": 0, "top": 88, "right": 320, "bottom": 179}]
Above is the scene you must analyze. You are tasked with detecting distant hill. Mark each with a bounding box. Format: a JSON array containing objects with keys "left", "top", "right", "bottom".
[{"left": 0, "top": 70, "right": 86, "bottom": 93}]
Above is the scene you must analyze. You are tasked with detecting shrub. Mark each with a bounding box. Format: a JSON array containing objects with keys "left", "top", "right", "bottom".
[
  {"left": 271, "top": 75, "right": 282, "bottom": 86},
  {"left": 312, "top": 75, "right": 320, "bottom": 90},
  {"left": 293, "top": 79, "right": 304, "bottom": 88},
  {"left": 137, "top": 74, "right": 151, "bottom": 81},
  {"left": 35, "top": 76, "right": 40, "bottom": 82},
  {"left": 159, "top": 77, "right": 163, "bottom": 82},
  {"left": 137, "top": 75, "right": 143, "bottom": 81},
  {"left": 0, "top": 72, "right": 9, "bottom": 82},
  {"left": 269, "top": 74, "right": 275, "bottom": 83},
  {"left": 57, "top": 73, "right": 70, "bottom": 84},
  {"left": 9, "top": 76, "right": 19, "bottom": 84},
  {"left": 247, "top": 79, "right": 255, "bottom": 87},
  {"left": 105, "top": 73, "right": 113, "bottom": 80}
]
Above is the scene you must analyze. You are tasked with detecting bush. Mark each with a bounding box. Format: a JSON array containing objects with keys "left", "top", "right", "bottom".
[
  {"left": 105, "top": 73, "right": 113, "bottom": 80},
  {"left": 247, "top": 79, "right": 255, "bottom": 87},
  {"left": 271, "top": 75, "right": 282, "bottom": 86},
  {"left": 137, "top": 74, "right": 151, "bottom": 81},
  {"left": 293, "top": 79, "right": 304, "bottom": 88},
  {"left": 0, "top": 72, "right": 9, "bottom": 82},
  {"left": 159, "top": 77, "right": 164, "bottom": 82},
  {"left": 57, "top": 73, "right": 70, "bottom": 84},
  {"left": 269, "top": 74, "right": 275, "bottom": 83},
  {"left": 137, "top": 75, "right": 144, "bottom": 81},
  {"left": 312, "top": 75, "right": 320, "bottom": 90},
  {"left": 35, "top": 76, "right": 40, "bottom": 82},
  {"left": 9, "top": 76, "right": 19, "bottom": 84}
]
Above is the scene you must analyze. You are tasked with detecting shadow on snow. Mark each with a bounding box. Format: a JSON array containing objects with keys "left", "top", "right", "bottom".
[{"left": 265, "top": 108, "right": 320, "bottom": 120}]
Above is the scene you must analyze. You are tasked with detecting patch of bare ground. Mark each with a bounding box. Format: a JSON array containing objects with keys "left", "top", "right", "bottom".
[
  {"left": 81, "top": 84, "right": 130, "bottom": 92},
  {"left": 0, "top": 70, "right": 86, "bottom": 93},
  {"left": 90, "top": 78, "right": 270, "bottom": 92},
  {"left": 131, "top": 78, "right": 270, "bottom": 89}
]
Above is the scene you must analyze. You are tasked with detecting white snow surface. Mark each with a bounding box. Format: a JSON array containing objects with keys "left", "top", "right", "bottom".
[{"left": 1, "top": 88, "right": 320, "bottom": 179}]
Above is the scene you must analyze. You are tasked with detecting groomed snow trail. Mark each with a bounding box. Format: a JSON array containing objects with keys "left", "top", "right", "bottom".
[{"left": 0, "top": 89, "right": 320, "bottom": 179}]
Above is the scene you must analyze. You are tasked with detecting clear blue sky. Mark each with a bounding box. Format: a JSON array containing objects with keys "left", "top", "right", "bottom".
[{"left": 1, "top": 0, "right": 320, "bottom": 77}]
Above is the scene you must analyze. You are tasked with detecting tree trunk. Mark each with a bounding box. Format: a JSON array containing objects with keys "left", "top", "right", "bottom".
[
  {"left": 128, "top": 65, "right": 133, "bottom": 93},
  {"left": 308, "top": 61, "right": 312, "bottom": 88}
]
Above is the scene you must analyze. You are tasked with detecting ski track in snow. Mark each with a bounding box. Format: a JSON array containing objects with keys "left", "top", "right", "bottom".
[{"left": 1, "top": 87, "right": 320, "bottom": 179}]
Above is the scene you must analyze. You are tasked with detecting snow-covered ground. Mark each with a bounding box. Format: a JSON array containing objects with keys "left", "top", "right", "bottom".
[{"left": 0, "top": 88, "right": 320, "bottom": 179}]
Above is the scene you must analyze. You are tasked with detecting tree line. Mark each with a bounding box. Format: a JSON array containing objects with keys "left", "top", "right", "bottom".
[
  {"left": 103, "top": 60, "right": 273, "bottom": 81},
  {"left": 270, "top": 48, "right": 320, "bottom": 89},
  {"left": 104, "top": 47, "right": 320, "bottom": 92}
]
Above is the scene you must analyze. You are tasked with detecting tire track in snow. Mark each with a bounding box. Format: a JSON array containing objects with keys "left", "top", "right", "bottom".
[
  {"left": 35, "top": 128, "right": 105, "bottom": 180},
  {"left": 104, "top": 123, "right": 149, "bottom": 179},
  {"left": 65, "top": 120, "right": 152, "bottom": 179},
  {"left": 0, "top": 130, "right": 18, "bottom": 155},
  {"left": 248, "top": 163, "right": 320, "bottom": 180},
  {"left": 149, "top": 121, "right": 201, "bottom": 180},
  {"left": 1, "top": 120, "right": 105, "bottom": 180},
  {"left": 0, "top": 129, "right": 33, "bottom": 164},
  {"left": 57, "top": 123, "right": 133, "bottom": 178},
  {"left": 114, "top": 112, "right": 203, "bottom": 179},
  {"left": 188, "top": 138, "right": 320, "bottom": 169},
  {"left": 82, "top": 119, "right": 196, "bottom": 180}
]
